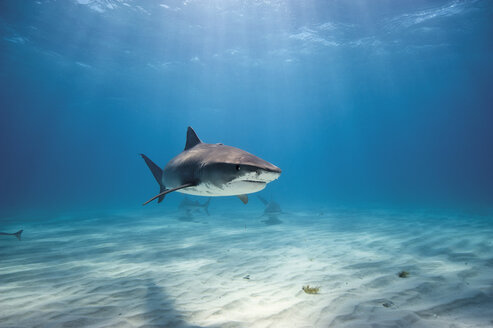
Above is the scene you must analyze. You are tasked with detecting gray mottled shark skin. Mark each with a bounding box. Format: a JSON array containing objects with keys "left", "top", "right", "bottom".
[
  {"left": 141, "top": 127, "right": 281, "bottom": 205},
  {"left": 0, "top": 230, "right": 23, "bottom": 241}
]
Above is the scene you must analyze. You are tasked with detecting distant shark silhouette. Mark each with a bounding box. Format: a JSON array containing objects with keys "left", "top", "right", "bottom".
[
  {"left": 179, "top": 197, "right": 211, "bottom": 215},
  {"left": 141, "top": 127, "right": 281, "bottom": 205},
  {"left": 0, "top": 230, "right": 23, "bottom": 241},
  {"left": 257, "top": 196, "right": 283, "bottom": 225},
  {"left": 262, "top": 215, "right": 282, "bottom": 226},
  {"left": 257, "top": 195, "right": 283, "bottom": 216}
]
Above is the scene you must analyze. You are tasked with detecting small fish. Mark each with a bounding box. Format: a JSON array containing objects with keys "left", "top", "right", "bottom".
[
  {"left": 243, "top": 275, "right": 250, "bottom": 280},
  {"left": 0, "top": 230, "right": 23, "bottom": 241}
]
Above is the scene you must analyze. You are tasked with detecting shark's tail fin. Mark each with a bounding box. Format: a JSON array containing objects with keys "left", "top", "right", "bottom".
[
  {"left": 203, "top": 198, "right": 211, "bottom": 215},
  {"left": 141, "top": 154, "right": 166, "bottom": 203},
  {"left": 14, "top": 230, "right": 23, "bottom": 241}
]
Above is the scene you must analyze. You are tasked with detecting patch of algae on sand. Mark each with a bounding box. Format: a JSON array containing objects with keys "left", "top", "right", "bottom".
[{"left": 302, "top": 285, "right": 320, "bottom": 294}]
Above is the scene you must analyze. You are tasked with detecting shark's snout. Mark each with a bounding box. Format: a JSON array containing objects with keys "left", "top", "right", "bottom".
[
  {"left": 263, "top": 168, "right": 281, "bottom": 182},
  {"left": 234, "top": 164, "right": 280, "bottom": 184},
  {"left": 269, "top": 165, "right": 282, "bottom": 174},
  {"left": 257, "top": 162, "right": 282, "bottom": 183},
  {"left": 251, "top": 166, "right": 281, "bottom": 183},
  {"left": 257, "top": 161, "right": 281, "bottom": 175}
]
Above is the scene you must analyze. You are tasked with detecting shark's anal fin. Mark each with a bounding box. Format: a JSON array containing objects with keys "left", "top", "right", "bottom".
[
  {"left": 143, "top": 183, "right": 195, "bottom": 206},
  {"left": 237, "top": 194, "right": 248, "bottom": 204}
]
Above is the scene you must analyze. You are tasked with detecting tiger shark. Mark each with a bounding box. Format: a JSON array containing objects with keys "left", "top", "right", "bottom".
[{"left": 141, "top": 127, "right": 281, "bottom": 205}]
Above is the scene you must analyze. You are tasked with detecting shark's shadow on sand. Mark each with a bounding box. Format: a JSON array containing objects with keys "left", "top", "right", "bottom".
[
  {"left": 0, "top": 218, "right": 215, "bottom": 328},
  {"left": 143, "top": 279, "right": 206, "bottom": 328},
  {"left": 56, "top": 276, "right": 209, "bottom": 328}
]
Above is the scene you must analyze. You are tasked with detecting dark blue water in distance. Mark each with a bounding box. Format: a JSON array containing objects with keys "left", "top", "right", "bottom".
[{"left": 1, "top": 0, "right": 492, "bottom": 215}]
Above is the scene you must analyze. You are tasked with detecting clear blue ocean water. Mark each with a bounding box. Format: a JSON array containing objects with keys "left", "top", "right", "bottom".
[
  {"left": 1, "top": 0, "right": 492, "bottom": 216},
  {"left": 1, "top": 1, "right": 493, "bottom": 327}
]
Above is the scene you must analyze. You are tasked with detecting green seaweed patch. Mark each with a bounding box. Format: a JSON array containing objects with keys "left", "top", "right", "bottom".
[
  {"left": 302, "top": 285, "right": 320, "bottom": 294},
  {"left": 398, "top": 271, "right": 410, "bottom": 278}
]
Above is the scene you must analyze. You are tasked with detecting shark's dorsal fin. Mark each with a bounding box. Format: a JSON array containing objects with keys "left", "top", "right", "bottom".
[{"left": 185, "top": 127, "right": 202, "bottom": 150}]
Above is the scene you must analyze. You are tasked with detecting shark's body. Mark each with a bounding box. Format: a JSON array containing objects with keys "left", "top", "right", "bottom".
[
  {"left": 0, "top": 230, "right": 23, "bottom": 241},
  {"left": 179, "top": 197, "right": 211, "bottom": 215},
  {"left": 142, "top": 127, "right": 281, "bottom": 205}
]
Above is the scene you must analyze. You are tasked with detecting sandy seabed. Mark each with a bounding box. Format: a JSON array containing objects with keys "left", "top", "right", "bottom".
[{"left": 1, "top": 207, "right": 492, "bottom": 328}]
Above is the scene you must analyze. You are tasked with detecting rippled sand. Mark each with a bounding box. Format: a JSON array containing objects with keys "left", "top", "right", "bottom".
[{"left": 1, "top": 207, "right": 492, "bottom": 327}]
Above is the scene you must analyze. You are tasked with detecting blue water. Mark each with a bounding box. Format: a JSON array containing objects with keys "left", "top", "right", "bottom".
[
  {"left": 1, "top": 3, "right": 493, "bottom": 326},
  {"left": 1, "top": 0, "right": 492, "bottom": 217}
]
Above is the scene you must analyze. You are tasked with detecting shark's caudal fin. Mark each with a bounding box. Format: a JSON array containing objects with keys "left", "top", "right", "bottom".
[
  {"left": 14, "top": 230, "right": 23, "bottom": 241},
  {"left": 141, "top": 154, "right": 166, "bottom": 203}
]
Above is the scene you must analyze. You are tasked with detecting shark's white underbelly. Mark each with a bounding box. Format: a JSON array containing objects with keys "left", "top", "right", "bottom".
[{"left": 178, "top": 181, "right": 267, "bottom": 196}]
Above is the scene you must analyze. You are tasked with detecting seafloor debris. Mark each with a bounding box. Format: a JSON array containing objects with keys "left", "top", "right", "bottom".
[
  {"left": 381, "top": 299, "right": 398, "bottom": 309},
  {"left": 302, "top": 285, "right": 320, "bottom": 294},
  {"left": 398, "top": 271, "right": 410, "bottom": 278}
]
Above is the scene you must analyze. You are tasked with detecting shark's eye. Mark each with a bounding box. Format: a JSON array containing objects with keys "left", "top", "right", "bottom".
[{"left": 236, "top": 165, "right": 241, "bottom": 171}]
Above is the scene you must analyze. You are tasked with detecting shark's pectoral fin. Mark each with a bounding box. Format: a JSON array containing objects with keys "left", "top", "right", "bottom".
[
  {"left": 237, "top": 194, "right": 248, "bottom": 204},
  {"left": 158, "top": 185, "right": 166, "bottom": 203},
  {"left": 143, "top": 183, "right": 196, "bottom": 206}
]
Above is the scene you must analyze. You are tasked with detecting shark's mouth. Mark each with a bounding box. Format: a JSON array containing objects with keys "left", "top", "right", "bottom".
[
  {"left": 224, "top": 179, "right": 267, "bottom": 195},
  {"left": 243, "top": 180, "right": 266, "bottom": 184}
]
